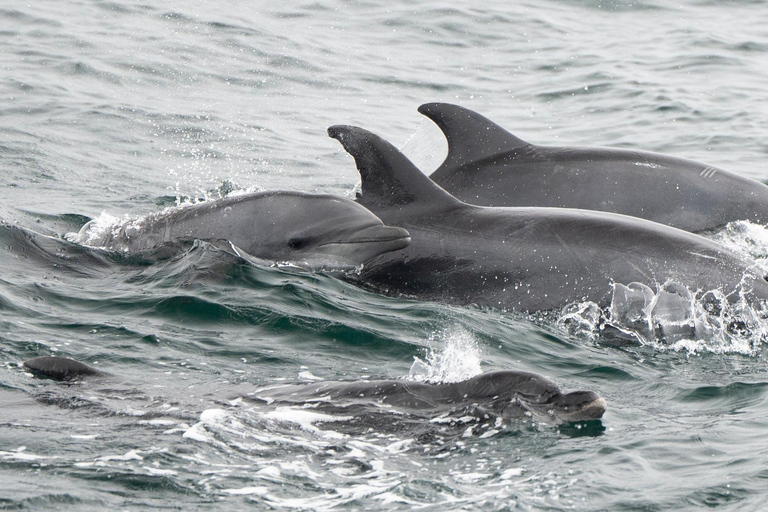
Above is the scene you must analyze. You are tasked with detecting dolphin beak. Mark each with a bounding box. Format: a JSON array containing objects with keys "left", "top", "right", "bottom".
[
  {"left": 314, "top": 224, "right": 410, "bottom": 266},
  {"left": 549, "top": 391, "right": 607, "bottom": 422},
  {"left": 340, "top": 225, "right": 411, "bottom": 248},
  {"left": 516, "top": 390, "right": 607, "bottom": 424}
]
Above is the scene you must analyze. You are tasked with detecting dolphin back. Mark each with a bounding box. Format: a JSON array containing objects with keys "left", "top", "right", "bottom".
[{"left": 24, "top": 356, "right": 105, "bottom": 381}]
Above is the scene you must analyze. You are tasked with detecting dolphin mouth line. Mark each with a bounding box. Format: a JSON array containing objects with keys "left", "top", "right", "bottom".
[
  {"left": 319, "top": 235, "right": 411, "bottom": 246},
  {"left": 519, "top": 394, "right": 607, "bottom": 423},
  {"left": 314, "top": 223, "right": 411, "bottom": 248}
]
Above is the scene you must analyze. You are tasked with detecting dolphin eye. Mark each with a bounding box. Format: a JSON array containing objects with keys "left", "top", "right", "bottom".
[{"left": 287, "top": 237, "right": 306, "bottom": 249}]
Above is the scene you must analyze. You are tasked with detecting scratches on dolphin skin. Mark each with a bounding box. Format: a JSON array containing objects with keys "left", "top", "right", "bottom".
[
  {"left": 699, "top": 167, "right": 718, "bottom": 178},
  {"left": 688, "top": 251, "right": 718, "bottom": 261},
  {"left": 621, "top": 257, "right": 654, "bottom": 283},
  {"left": 554, "top": 233, "right": 589, "bottom": 271}
]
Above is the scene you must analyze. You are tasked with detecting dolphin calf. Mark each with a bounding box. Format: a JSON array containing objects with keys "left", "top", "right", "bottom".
[
  {"left": 420, "top": 102, "right": 768, "bottom": 233},
  {"left": 23, "top": 356, "right": 605, "bottom": 425},
  {"left": 77, "top": 191, "right": 411, "bottom": 269},
  {"left": 328, "top": 124, "right": 768, "bottom": 312},
  {"left": 250, "top": 370, "right": 606, "bottom": 424}
]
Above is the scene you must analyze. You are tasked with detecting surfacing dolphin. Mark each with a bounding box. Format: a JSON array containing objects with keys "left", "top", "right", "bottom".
[
  {"left": 421, "top": 102, "right": 768, "bottom": 233},
  {"left": 250, "top": 370, "right": 606, "bottom": 424},
  {"left": 77, "top": 191, "right": 411, "bottom": 269},
  {"left": 23, "top": 356, "right": 605, "bottom": 425},
  {"left": 328, "top": 124, "right": 768, "bottom": 312}
]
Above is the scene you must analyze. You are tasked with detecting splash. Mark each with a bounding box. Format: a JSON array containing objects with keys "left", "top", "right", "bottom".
[
  {"left": 557, "top": 280, "right": 768, "bottom": 355},
  {"left": 64, "top": 181, "right": 263, "bottom": 249},
  {"left": 708, "top": 220, "right": 768, "bottom": 270},
  {"left": 556, "top": 220, "right": 768, "bottom": 355},
  {"left": 64, "top": 211, "right": 124, "bottom": 246},
  {"left": 408, "top": 326, "right": 483, "bottom": 383}
]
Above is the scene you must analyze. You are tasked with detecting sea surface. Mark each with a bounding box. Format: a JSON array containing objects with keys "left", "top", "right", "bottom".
[{"left": 3, "top": 0, "right": 768, "bottom": 510}]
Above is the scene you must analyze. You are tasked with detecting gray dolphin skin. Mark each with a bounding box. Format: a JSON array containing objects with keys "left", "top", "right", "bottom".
[
  {"left": 251, "top": 370, "right": 606, "bottom": 424},
  {"left": 328, "top": 124, "right": 768, "bottom": 312},
  {"left": 23, "top": 356, "right": 105, "bottom": 381},
  {"left": 81, "top": 191, "right": 411, "bottom": 269},
  {"left": 421, "top": 102, "right": 768, "bottom": 233}
]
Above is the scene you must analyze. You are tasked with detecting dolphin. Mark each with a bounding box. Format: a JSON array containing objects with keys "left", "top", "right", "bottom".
[
  {"left": 420, "top": 102, "right": 768, "bottom": 233},
  {"left": 24, "top": 356, "right": 106, "bottom": 381},
  {"left": 77, "top": 191, "right": 411, "bottom": 269},
  {"left": 328, "top": 124, "right": 768, "bottom": 313},
  {"left": 22, "top": 356, "right": 605, "bottom": 425},
  {"left": 249, "top": 370, "right": 606, "bottom": 424}
]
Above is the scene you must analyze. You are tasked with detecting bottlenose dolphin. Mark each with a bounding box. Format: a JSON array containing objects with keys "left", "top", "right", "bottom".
[
  {"left": 250, "top": 370, "right": 606, "bottom": 424},
  {"left": 77, "top": 191, "right": 411, "bottom": 269},
  {"left": 328, "top": 124, "right": 768, "bottom": 312},
  {"left": 420, "top": 103, "right": 768, "bottom": 233},
  {"left": 23, "top": 356, "right": 605, "bottom": 424}
]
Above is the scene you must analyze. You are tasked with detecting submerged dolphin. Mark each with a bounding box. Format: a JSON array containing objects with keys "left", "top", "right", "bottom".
[
  {"left": 78, "top": 191, "right": 411, "bottom": 269},
  {"left": 250, "top": 370, "right": 606, "bottom": 424},
  {"left": 421, "top": 102, "right": 768, "bottom": 233},
  {"left": 328, "top": 124, "right": 768, "bottom": 312},
  {"left": 22, "top": 356, "right": 605, "bottom": 424},
  {"left": 24, "top": 356, "right": 106, "bottom": 380}
]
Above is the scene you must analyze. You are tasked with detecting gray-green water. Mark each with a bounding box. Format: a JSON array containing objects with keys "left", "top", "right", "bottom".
[{"left": 3, "top": 1, "right": 768, "bottom": 510}]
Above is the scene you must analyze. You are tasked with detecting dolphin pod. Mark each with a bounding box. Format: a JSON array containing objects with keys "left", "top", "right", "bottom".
[
  {"left": 420, "top": 102, "right": 768, "bottom": 233},
  {"left": 328, "top": 124, "right": 768, "bottom": 312},
  {"left": 22, "top": 356, "right": 605, "bottom": 424},
  {"left": 78, "top": 191, "right": 411, "bottom": 269}
]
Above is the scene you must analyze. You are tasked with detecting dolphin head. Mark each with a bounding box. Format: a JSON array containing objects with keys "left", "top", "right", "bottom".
[
  {"left": 532, "top": 389, "right": 608, "bottom": 423},
  {"left": 237, "top": 192, "right": 411, "bottom": 269},
  {"left": 458, "top": 371, "right": 606, "bottom": 424},
  {"left": 505, "top": 384, "right": 607, "bottom": 424}
]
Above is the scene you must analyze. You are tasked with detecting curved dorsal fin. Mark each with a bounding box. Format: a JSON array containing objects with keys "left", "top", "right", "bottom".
[
  {"left": 328, "top": 125, "right": 459, "bottom": 215},
  {"left": 418, "top": 103, "right": 531, "bottom": 177}
]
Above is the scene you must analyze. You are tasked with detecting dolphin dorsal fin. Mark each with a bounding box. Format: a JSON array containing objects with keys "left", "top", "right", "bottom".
[
  {"left": 328, "top": 125, "right": 459, "bottom": 214},
  {"left": 328, "top": 125, "right": 461, "bottom": 213},
  {"left": 418, "top": 103, "right": 531, "bottom": 176}
]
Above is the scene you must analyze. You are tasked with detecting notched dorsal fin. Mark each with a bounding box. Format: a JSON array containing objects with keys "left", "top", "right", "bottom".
[
  {"left": 328, "top": 125, "right": 458, "bottom": 213},
  {"left": 418, "top": 103, "right": 531, "bottom": 177}
]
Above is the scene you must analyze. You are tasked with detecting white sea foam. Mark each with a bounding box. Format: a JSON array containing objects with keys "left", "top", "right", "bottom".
[
  {"left": 95, "top": 450, "right": 143, "bottom": 462},
  {"left": 221, "top": 486, "right": 268, "bottom": 496},
  {"left": 0, "top": 448, "right": 50, "bottom": 461},
  {"left": 263, "top": 407, "right": 351, "bottom": 440}
]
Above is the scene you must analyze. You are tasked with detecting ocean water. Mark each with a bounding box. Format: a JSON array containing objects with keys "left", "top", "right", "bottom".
[{"left": 3, "top": 0, "right": 768, "bottom": 510}]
